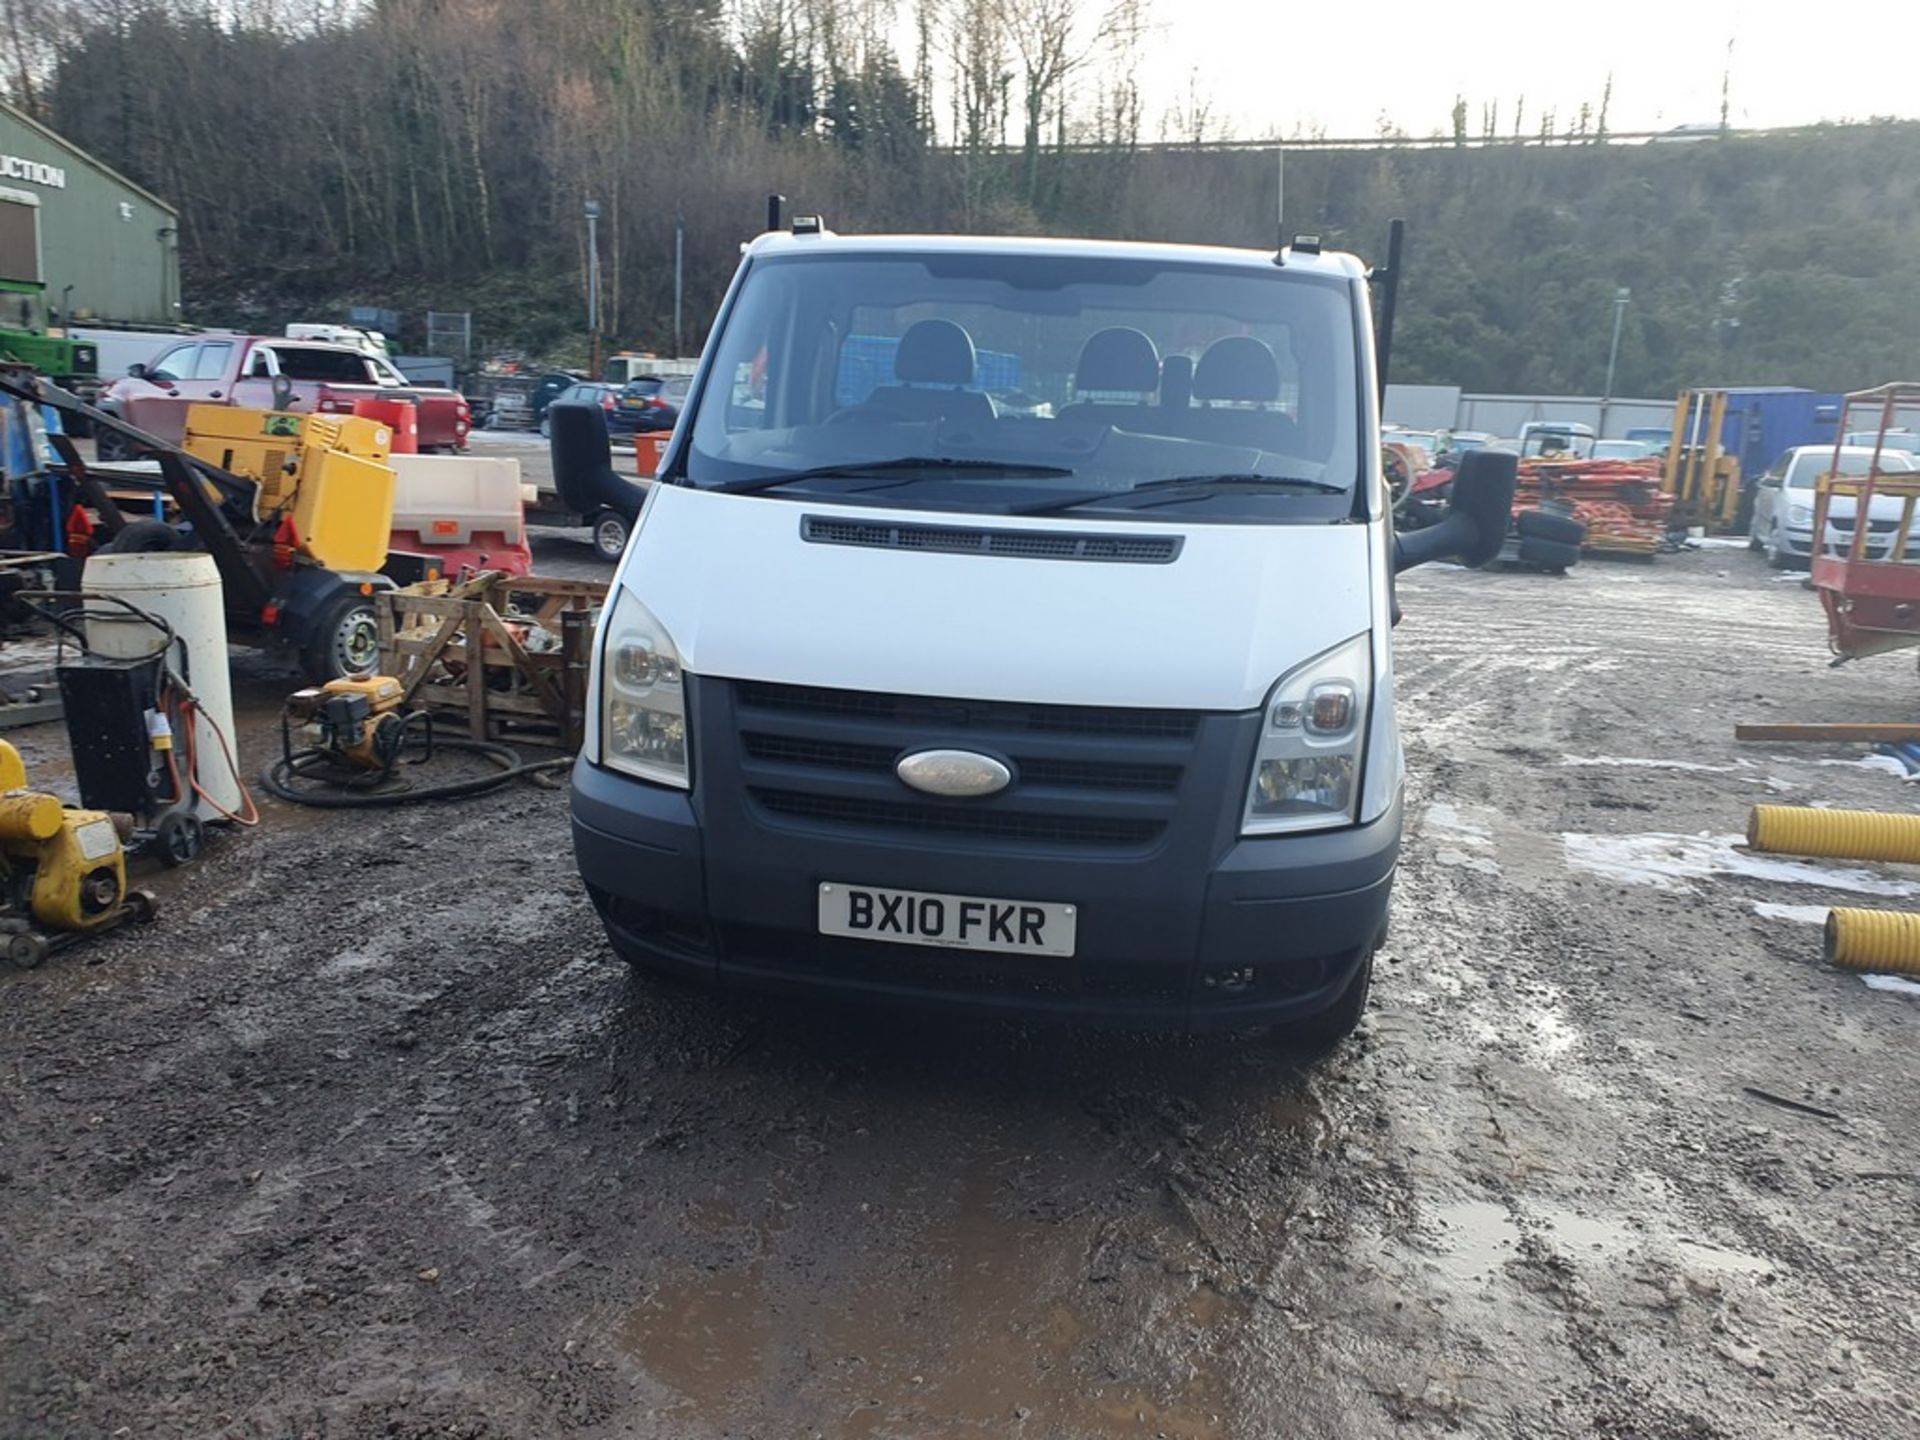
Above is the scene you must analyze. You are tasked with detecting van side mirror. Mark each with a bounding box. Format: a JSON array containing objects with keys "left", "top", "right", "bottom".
[
  {"left": 1394, "top": 449, "right": 1517, "bottom": 572},
  {"left": 128, "top": 362, "right": 147, "bottom": 379}
]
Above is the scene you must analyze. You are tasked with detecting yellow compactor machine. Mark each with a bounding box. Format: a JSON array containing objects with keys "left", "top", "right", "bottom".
[{"left": 0, "top": 739, "right": 154, "bottom": 966}]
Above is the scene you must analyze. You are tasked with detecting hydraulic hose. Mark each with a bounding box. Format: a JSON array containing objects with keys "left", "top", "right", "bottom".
[
  {"left": 260, "top": 736, "right": 569, "bottom": 808},
  {"left": 1747, "top": 805, "right": 1920, "bottom": 864},
  {"left": 1825, "top": 908, "right": 1920, "bottom": 975}
]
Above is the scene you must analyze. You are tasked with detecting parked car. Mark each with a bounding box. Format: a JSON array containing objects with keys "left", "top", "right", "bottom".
[
  {"left": 1748, "top": 445, "right": 1920, "bottom": 568},
  {"left": 1624, "top": 426, "right": 1672, "bottom": 450},
  {"left": 1591, "top": 439, "right": 1656, "bottom": 462},
  {"left": 96, "top": 336, "right": 472, "bottom": 455},
  {"left": 1518, "top": 421, "right": 1596, "bottom": 459},
  {"left": 1842, "top": 428, "right": 1920, "bottom": 457},
  {"left": 539, "top": 382, "right": 622, "bottom": 438},
  {"left": 615, "top": 376, "right": 682, "bottom": 433}
]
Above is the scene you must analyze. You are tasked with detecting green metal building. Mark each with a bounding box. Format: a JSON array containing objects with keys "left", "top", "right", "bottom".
[{"left": 0, "top": 101, "right": 178, "bottom": 325}]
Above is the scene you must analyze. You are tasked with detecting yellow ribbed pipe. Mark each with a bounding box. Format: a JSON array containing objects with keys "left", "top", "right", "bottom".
[
  {"left": 1747, "top": 805, "right": 1920, "bottom": 864},
  {"left": 1826, "top": 908, "right": 1920, "bottom": 975}
]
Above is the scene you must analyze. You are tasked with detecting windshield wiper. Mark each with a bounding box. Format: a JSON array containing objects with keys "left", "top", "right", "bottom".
[
  {"left": 712, "top": 456, "right": 1077, "bottom": 495},
  {"left": 1011, "top": 472, "right": 1345, "bottom": 516}
]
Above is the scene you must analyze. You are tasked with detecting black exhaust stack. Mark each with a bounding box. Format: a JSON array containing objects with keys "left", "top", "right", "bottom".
[{"left": 1372, "top": 218, "right": 1405, "bottom": 403}]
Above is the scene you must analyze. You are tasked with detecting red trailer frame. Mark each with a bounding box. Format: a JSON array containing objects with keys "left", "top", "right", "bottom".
[{"left": 1812, "top": 382, "right": 1920, "bottom": 659}]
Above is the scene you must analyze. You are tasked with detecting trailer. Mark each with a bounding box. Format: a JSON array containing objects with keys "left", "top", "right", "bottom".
[{"left": 1811, "top": 382, "right": 1920, "bottom": 662}]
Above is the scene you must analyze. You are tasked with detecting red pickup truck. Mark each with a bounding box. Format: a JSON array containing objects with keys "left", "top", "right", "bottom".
[{"left": 95, "top": 336, "right": 471, "bottom": 456}]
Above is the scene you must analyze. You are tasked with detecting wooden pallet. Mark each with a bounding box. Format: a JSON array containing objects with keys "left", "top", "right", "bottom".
[{"left": 376, "top": 573, "right": 606, "bottom": 750}]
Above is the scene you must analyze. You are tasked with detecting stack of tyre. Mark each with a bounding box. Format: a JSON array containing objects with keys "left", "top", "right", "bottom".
[{"left": 1510, "top": 504, "right": 1586, "bottom": 573}]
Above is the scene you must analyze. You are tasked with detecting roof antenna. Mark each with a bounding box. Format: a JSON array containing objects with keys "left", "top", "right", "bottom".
[{"left": 1272, "top": 145, "right": 1286, "bottom": 265}]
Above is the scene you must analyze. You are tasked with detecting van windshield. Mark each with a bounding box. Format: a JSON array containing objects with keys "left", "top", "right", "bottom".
[{"left": 682, "top": 250, "right": 1363, "bottom": 522}]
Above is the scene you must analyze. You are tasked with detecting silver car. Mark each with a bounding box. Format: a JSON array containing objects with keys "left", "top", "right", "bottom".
[{"left": 1749, "top": 445, "right": 1920, "bottom": 568}]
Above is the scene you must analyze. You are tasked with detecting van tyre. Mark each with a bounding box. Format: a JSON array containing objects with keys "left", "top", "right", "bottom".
[
  {"left": 1271, "top": 948, "right": 1373, "bottom": 1056},
  {"left": 1516, "top": 536, "right": 1582, "bottom": 571},
  {"left": 592, "top": 509, "right": 630, "bottom": 561},
  {"left": 303, "top": 594, "right": 381, "bottom": 683},
  {"left": 1516, "top": 509, "right": 1586, "bottom": 546}
]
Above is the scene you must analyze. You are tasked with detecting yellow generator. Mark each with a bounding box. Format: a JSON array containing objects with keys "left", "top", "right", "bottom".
[
  {"left": 0, "top": 740, "right": 155, "bottom": 967},
  {"left": 182, "top": 407, "right": 397, "bottom": 574}
]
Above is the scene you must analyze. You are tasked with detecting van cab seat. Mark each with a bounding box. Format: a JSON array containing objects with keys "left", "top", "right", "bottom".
[
  {"left": 856, "top": 319, "right": 995, "bottom": 426},
  {"left": 1181, "top": 336, "right": 1300, "bottom": 453},
  {"left": 1057, "top": 327, "right": 1160, "bottom": 426}
]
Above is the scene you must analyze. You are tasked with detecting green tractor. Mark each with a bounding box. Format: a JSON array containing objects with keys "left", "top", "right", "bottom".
[{"left": 0, "top": 279, "right": 96, "bottom": 389}]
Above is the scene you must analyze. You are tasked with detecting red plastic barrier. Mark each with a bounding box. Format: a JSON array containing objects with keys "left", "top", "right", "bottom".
[{"left": 353, "top": 396, "right": 418, "bottom": 454}]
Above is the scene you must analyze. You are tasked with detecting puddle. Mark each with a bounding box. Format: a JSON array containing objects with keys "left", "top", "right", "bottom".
[
  {"left": 619, "top": 1167, "right": 1243, "bottom": 1436},
  {"left": 1428, "top": 1198, "right": 1773, "bottom": 1286},
  {"left": 1562, "top": 831, "right": 1920, "bottom": 898},
  {"left": 1429, "top": 1199, "right": 1520, "bottom": 1283},
  {"left": 621, "top": 1262, "right": 772, "bottom": 1415}
]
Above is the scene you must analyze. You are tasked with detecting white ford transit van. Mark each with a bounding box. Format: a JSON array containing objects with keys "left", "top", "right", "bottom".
[{"left": 560, "top": 229, "right": 1514, "bottom": 1047}]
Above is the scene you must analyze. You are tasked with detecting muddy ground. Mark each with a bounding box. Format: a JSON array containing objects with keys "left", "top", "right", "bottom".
[{"left": 4, "top": 538, "right": 1920, "bottom": 1439}]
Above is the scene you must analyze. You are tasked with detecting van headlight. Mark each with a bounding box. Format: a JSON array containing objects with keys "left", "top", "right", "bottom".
[
  {"left": 1242, "top": 634, "right": 1372, "bottom": 835},
  {"left": 599, "top": 588, "right": 689, "bottom": 788}
]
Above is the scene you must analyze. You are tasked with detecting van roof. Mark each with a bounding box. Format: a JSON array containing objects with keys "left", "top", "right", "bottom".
[{"left": 744, "top": 230, "right": 1369, "bottom": 280}]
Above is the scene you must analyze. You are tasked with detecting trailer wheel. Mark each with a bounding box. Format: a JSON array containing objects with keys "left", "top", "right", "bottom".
[
  {"left": 7, "top": 930, "right": 48, "bottom": 968},
  {"left": 99, "top": 519, "right": 183, "bottom": 554},
  {"left": 1516, "top": 509, "right": 1586, "bottom": 546},
  {"left": 591, "top": 509, "right": 631, "bottom": 562},
  {"left": 304, "top": 595, "right": 381, "bottom": 683},
  {"left": 1517, "top": 536, "right": 1582, "bottom": 571},
  {"left": 92, "top": 426, "right": 133, "bottom": 462},
  {"left": 154, "top": 810, "right": 204, "bottom": 867}
]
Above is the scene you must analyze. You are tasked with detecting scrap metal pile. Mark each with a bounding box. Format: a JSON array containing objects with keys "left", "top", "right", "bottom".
[{"left": 1514, "top": 457, "right": 1673, "bottom": 557}]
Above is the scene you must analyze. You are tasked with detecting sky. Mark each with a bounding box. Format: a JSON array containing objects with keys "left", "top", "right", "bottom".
[{"left": 1121, "top": 0, "right": 1920, "bottom": 140}]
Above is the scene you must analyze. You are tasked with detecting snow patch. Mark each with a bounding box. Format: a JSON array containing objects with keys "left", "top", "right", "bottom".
[
  {"left": 1752, "top": 902, "right": 1829, "bottom": 925},
  {"left": 1793, "top": 754, "right": 1908, "bottom": 777},
  {"left": 1424, "top": 801, "right": 1492, "bottom": 841},
  {"left": 1862, "top": 974, "right": 1920, "bottom": 997},
  {"left": 1560, "top": 755, "right": 1743, "bottom": 774},
  {"left": 1562, "top": 831, "right": 1920, "bottom": 898}
]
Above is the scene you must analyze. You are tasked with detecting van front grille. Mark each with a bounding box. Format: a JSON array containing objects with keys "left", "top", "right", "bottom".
[{"left": 725, "top": 680, "right": 1202, "bottom": 851}]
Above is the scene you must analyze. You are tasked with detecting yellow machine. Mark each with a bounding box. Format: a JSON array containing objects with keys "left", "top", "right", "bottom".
[
  {"left": 0, "top": 739, "right": 153, "bottom": 967},
  {"left": 1662, "top": 390, "right": 1745, "bottom": 532},
  {"left": 182, "top": 406, "right": 397, "bottom": 574},
  {"left": 284, "top": 675, "right": 414, "bottom": 771}
]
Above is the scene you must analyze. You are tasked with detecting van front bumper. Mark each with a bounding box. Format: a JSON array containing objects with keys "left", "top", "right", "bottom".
[{"left": 570, "top": 758, "right": 1398, "bottom": 1032}]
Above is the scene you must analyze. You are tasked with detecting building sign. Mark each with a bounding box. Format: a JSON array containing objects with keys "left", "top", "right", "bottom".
[{"left": 0, "top": 156, "right": 64, "bottom": 188}]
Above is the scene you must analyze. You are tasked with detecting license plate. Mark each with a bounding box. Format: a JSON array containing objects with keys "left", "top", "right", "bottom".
[
  {"left": 818, "top": 882, "right": 1076, "bottom": 957},
  {"left": 620, "top": 398, "right": 645, "bottom": 408}
]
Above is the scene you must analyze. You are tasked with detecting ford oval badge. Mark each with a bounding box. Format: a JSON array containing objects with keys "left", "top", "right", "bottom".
[{"left": 896, "top": 749, "right": 1012, "bottom": 798}]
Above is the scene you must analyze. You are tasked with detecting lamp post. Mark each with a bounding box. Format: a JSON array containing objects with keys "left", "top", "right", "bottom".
[
  {"left": 585, "top": 199, "right": 602, "bottom": 379},
  {"left": 1601, "top": 286, "right": 1630, "bottom": 434},
  {"left": 673, "top": 210, "right": 685, "bottom": 360}
]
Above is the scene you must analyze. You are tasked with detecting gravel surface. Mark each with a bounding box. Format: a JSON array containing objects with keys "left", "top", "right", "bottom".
[{"left": 4, "top": 543, "right": 1919, "bottom": 1438}]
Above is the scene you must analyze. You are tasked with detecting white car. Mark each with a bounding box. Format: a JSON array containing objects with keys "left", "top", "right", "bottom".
[
  {"left": 1591, "top": 439, "right": 1655, "bottom": 462},
  {"left": 1749, "top": 445, "right": 1920, "bottom": 567}
]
